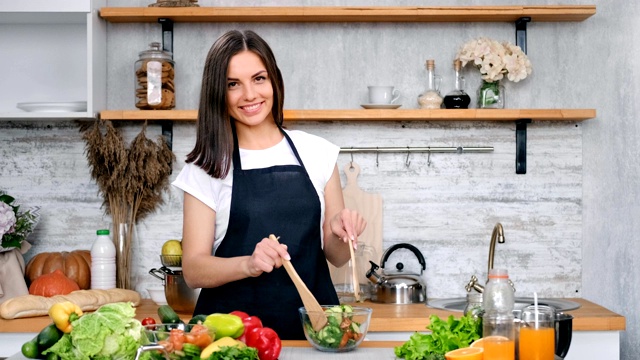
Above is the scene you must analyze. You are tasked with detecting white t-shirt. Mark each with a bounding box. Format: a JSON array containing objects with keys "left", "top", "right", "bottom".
[{"left": 172, "top": 129, "right": 339, "bottom": 253}]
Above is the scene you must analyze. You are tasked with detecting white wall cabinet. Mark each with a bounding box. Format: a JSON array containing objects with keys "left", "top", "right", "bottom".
[{"left": 0, "top": 0, "right": 106, "bottom": 120}]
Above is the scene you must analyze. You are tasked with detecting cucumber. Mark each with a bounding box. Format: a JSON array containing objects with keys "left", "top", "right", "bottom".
[
  {"left": 21, "top": 336, "right": 39, "bottom": 359},
  {"left": 182, "top": 343, "right": 201, "bottom": 358},
  {"left": 188, "top": 314, "right": 207, "bottom": 325},
  {"left": 157, "top": 304, "right": 181, "bottom": 324},
  {"left": 37, "top": 323, "right": 63, "bottom": 354}
]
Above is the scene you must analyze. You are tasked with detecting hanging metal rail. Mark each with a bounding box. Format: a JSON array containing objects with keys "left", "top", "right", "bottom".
[
  {"left": 340, "top": 146, "right": 493, "bottom": 154},
  {"left": 339, "top": 146, "right": 493, "bottom": 167}
]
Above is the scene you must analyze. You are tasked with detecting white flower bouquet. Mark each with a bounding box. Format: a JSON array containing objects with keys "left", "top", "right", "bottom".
[
  {"left": 0, "top": 192, "right": 40, "bottom": 252},
  {"left": 456, "top": 37, "right": 532, "bottom": 83}
]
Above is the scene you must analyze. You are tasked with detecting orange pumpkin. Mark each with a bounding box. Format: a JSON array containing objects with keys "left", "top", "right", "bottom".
[
  {"left": 25, "top": 250, "right": 92, "bottom": 290},
  {"left": 29, "top": 269, "right": 80, "bottom": 296}
]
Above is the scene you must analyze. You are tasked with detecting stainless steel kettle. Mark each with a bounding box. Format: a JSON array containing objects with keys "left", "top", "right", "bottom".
[{"left": 366, "top": 243, "right": 427, "bottom": 304}]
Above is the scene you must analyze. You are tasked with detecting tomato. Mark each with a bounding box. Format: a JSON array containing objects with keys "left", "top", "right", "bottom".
[{"left": 141, "top": 317, "right": 156, "bottom": 326}]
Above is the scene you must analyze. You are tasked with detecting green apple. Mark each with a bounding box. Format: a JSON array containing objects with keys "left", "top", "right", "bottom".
[{"left": 161, "top": 239, "right": 182, "bottom": 256}]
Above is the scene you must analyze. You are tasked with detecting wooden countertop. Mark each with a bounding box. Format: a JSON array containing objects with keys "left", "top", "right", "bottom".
[{"left": 0, "top": 297, "right": 624, "bottom": 333}]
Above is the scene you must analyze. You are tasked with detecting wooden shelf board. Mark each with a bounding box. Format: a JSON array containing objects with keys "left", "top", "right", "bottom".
[
  {"left": 99, "top": 6, "right": 596, "bottom": 23},
  {"left": 99, "top": 109, "right": 596, "bottom": 122}
]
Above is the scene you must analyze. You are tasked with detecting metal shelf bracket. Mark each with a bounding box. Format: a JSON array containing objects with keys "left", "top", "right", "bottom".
[
  {"left": 158, "top": 18, "right": 174, "bottom": 150},
  {"left": 516, "top": 119, "right": 531, "bottom": 174},
  {"left": 514, "top": 17, "right": 531, "bottom": 174}
]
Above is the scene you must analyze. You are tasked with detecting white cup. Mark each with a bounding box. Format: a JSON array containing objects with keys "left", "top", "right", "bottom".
[{"left": 368, "top": 86, "right": 401, "bottom": 104}]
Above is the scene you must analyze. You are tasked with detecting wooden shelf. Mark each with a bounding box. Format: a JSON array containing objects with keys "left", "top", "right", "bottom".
[
  {"left": 100, "top": 109, "right": 596, "bottom": 122},
  {"left": 99, "top": 6, "right": 596, "bottom": 23}
]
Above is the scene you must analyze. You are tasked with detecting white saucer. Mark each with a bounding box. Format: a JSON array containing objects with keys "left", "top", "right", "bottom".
[
  {"left": 16, "top": 101, "right": 87, "bottom": 113},
  {"left": 361, "top": 103, "right": 402, "bottom": 109}
]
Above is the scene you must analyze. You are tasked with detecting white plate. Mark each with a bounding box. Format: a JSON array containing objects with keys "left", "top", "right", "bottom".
[
  {"left": 16, "top": 101, "right": 87, "bottom": 113},
  {"left": 360, "top": 103, "right": 402, "bottom": 109}
]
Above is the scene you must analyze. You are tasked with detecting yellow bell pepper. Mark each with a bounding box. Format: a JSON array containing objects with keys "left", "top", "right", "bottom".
[
  {"left": 48, "top": 301, "right": 83, "bottom": 333},
  {"left": 200, "top": 337, "right": 245, "bottom": 359}
]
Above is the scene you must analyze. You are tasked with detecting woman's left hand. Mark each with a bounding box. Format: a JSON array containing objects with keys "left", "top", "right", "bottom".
[{"left": 329, "top": 208, "right": 366, "bottom": 245}]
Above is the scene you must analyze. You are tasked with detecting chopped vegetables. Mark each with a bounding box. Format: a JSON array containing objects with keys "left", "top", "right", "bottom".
[{"left": 304, "top": 305, "right": 364, "bottom": 349}]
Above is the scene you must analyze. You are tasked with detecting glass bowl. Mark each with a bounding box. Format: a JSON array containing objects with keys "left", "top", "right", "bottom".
[
  {"left": 140, "top": 323, "right": 215, "bottom": 358},
  {"left": 299, "top": 305, "right": 372, "bottom": 352}
]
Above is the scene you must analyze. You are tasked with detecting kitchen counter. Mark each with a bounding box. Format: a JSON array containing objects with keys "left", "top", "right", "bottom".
[
  {"left": 0, "top": 297, "right": 624, "bottom": 333},
  {"left": 0, "top": 297, "right": 625, "bottom": 359}
]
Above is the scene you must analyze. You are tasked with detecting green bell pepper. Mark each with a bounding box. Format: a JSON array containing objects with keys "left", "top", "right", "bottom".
[{"left": 203, "top": 313, "right": 245, "bottom": 339}]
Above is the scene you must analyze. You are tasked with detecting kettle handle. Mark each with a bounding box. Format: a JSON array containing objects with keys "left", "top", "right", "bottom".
[{"left": 380, "top": 243, "right": 426, "bottom": 272}]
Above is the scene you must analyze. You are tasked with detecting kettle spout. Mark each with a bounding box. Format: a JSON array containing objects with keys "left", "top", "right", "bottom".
[{"left": 366, "top": 261, "right": 383, "bottom": 284}]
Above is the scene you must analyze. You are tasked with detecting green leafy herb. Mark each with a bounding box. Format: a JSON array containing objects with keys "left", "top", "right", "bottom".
[
  {"left": 204, "top": 346, "right": 259, "bottom": 360},
  {"left": 394, "top": 314, "right": 482, "bottom": 360}
]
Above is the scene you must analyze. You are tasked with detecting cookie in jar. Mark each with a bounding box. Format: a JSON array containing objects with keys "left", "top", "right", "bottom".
[{"left": 135, "top": 42, "right": 175, "bottom": 110}]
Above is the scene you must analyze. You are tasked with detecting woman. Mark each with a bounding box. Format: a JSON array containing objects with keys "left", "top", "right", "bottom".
[{"left": 172, "top": 30, "right": 366, "bottom": 340}]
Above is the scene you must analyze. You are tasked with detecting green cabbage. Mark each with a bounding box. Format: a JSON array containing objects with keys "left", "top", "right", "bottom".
[{"left": 43, "top": 302, "right": 145, "bottom": 360}]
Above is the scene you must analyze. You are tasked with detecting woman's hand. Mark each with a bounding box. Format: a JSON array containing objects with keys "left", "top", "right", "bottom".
[
  {"left": 330, "top": 208, "right": 367, "bottom": 246},
  {"left": 245, "top": 237, "right": 291, "bottom": 277}
]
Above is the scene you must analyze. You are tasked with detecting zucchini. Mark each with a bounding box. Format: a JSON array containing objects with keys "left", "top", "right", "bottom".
[
  {"left": 157, "top": 304, "right": 181, "bottom": 324},
  {"left": 37, "top": 323, "right": 63, "bottom": 354}
]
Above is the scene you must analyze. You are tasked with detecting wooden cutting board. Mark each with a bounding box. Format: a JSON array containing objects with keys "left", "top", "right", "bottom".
[{"left": 329, "top": 162, "right": 383, "bottom": 286}]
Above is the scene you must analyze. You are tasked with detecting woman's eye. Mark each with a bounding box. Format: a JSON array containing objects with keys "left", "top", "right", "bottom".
[
  {"left": 255, "top": 75, "right": 267, "bottom": 83},
  {"left": 227, "top": 81, "right": 238, "bottom": 88}
]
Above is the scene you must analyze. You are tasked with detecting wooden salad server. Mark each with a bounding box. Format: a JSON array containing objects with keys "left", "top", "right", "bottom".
[
  {"left": 269, "top": 234, "right": 328, "bottom": 331},
  {"left": 348, "top": 238, "right": 362, "bottom": 302}
]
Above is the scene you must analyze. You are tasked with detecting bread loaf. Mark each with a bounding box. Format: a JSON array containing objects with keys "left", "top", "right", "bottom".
[{"left": 0, "top": 288, "right": 141, "bottom": 319}]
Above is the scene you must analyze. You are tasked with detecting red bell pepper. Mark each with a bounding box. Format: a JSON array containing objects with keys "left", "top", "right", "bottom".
[
  {"left": 229, "top": 310, "right": 250, "bottom": 319},
  {"left": 246, "top": 327, "right": 282, "bottom": 360},
  {"left": 230, "top": 311, "right": 264, "bottom": 343}
]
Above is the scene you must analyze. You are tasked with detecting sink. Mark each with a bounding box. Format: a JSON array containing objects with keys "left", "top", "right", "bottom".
[{"left": 427, "top": 297, "right": 581, "bottom": 312}]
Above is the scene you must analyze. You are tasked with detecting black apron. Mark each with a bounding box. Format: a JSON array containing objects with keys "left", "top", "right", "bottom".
[{"left": 193, "top": 127, "right": 339, "bottom": 340}]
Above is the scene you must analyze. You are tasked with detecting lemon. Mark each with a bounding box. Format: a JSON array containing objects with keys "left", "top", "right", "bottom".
[{"left": 161, "top": 239, "right": 182, "bottom": 256}]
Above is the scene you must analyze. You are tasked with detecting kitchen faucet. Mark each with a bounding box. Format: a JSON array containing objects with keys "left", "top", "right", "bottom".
[
  {"left": 465, "top": 222, "right": 512, "bottom": 294},
  {"left": 487, "top": 222, "right": 505, "bottom": 275}
]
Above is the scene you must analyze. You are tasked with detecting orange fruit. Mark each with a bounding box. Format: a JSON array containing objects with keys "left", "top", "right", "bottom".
[
  {"left": 470, "top": 335, "right": 509, "bottom": 348},
  {"left": 444, "top": 346, "right": 483, "bottom": 360}
]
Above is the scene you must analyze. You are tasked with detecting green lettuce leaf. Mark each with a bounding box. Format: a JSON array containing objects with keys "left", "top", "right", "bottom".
[{"left": 394, "top": 314, "right": 482, "bottom": 360}]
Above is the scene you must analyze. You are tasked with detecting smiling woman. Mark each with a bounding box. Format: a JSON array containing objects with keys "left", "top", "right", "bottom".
[{"left": 171, "top": 29, "right": 366, "bottom": 340}]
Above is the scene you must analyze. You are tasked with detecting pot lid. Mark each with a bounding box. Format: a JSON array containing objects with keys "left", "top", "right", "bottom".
[{"left": 385, "top": 274, "right": 425, "bottom": 287}]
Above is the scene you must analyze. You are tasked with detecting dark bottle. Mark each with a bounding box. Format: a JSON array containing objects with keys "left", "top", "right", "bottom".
[{"left": 443, "top": 59, "right": 471, "bottom": 109}]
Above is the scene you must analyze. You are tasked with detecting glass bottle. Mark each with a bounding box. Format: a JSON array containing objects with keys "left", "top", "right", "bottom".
[
  {"left": 417, "top": 59, "right": 443, "bottom": 109},
  {"left": 91, "top": 229, "right": 116, "bottom": 290},
  {"left": 443, "top": 59, "right": 471, "bottom": 109},
  {"left": 464, "top": 292, "right": 484, "bottom": 320},
  {"left": 482, "top": 269, "right": 516, "bottom": 360},
  {"left": 134, "top": 42, "right": 176, "bottom": 110}
]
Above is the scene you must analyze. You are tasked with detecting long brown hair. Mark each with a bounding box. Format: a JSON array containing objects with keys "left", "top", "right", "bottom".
[{"left": 185, "top": 30, "right": 285, "bottom": 178}]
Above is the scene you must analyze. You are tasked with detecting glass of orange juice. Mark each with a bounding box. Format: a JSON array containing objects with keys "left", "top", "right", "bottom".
[
  {"left": 482, "top": 315, "right": 516, "bottom": 360},
  {"left": 519, "top": 306, "right": 555, "bottom": 360}
]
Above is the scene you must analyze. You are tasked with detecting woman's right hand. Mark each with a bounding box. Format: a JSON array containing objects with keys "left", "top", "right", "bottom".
[{"left": 246, "top": 237, "right": 291, "bottom": 277}]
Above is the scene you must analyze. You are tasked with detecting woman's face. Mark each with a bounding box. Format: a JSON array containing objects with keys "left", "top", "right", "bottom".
[{"left": 226, "top": 50, "right": 274, "bottom": 128}]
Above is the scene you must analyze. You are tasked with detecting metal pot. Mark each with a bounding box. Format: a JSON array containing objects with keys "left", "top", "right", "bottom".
[
  {"left": 366, "top": 243, "right": 427, "bottom": 304},
  {"left": 149, "top": 266, "right": 200, "bottom": 313}
]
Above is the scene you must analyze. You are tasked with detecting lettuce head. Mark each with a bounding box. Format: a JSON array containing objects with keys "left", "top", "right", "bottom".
[{"left": 43, "top": 302, "right": 145, "bottom": 360}]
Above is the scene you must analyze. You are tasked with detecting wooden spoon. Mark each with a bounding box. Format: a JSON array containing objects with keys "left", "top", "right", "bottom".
[
  {"left": 348, "top": 238, "right": 362, "bottom": 302},
  {"left": 269, "top": 234, "right": 328, "bottom": 331}
]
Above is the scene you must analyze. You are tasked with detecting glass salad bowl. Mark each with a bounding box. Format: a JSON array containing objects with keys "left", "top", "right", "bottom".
[{"left": 299, "top": 305, "right": 372, "bottom": 352}]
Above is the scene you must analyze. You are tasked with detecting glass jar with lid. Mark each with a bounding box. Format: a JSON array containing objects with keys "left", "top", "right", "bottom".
[{"left": 134, "top": 42, "right": 175, "bottom": 110}]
